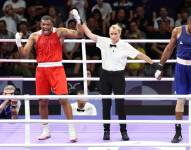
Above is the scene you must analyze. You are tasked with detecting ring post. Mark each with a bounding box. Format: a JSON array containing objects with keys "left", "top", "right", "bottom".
[
  {"left": 24, "top": 95, "right": 30, "bottom": 150},
  {"left": 81, "top": 39, "right": 88, "bottom": 95}
]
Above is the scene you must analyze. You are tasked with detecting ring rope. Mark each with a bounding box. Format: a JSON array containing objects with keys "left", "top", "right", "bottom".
[
  {"left": 0, "top": 59, "right": 176, "bottom": 63},
  {"left": 0, "top": 119, "right": 190, "bottom": 124},
  {"left": 0, "top": 143, "right": 189, "bottom": 147},
  {"left": 0, "top": 39, "right": 170, "bottom": 43},
  {"left": 0, "top": 94, "right": 190, "bottom": 100},
  {"left": 0, "top": 77, "right": 174, "bottom": 81}
]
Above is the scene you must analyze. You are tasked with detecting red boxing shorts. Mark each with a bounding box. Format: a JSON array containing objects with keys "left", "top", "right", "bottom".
[{"left": 36, "top": 66, "right": 68, "bottom": 95}]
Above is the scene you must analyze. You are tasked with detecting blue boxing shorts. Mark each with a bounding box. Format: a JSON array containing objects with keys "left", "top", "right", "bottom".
[{"left": 175, "top": 63, "right": 191, "bottom": 94}]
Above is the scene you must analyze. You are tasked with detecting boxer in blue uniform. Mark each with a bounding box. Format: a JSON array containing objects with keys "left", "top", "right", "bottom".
[{"left": 155, "top": 16, "right": 191, "bottom": 143}]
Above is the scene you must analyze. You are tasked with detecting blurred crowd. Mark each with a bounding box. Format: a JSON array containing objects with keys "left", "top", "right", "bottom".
[{"left": 0, "top": 0, "right": 189, "bottom": 80}]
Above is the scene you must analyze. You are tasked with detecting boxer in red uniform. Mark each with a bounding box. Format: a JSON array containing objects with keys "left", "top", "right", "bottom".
[{"left": 15, "top": 15, "right": 83, "bottom": 142}]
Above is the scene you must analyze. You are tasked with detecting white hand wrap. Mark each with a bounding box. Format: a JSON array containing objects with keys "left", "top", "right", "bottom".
[
  {"left": 71, "top": 9, "right": 81, "bottom": 24},
  {"left": 154, "top": 70, "right": 162, "bottom": 79},
  {"left": 15, "top": 32, "right": 22, "bottom": 47}
]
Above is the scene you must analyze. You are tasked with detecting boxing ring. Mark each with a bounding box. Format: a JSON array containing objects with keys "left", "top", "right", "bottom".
[{"left": 0, "top": 39, "right": 190, "bottom": 150}]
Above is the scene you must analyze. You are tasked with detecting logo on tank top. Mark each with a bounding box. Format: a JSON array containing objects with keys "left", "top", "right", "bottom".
[{"left": 179, "top": 41, "right": 183, "bottom": 45}]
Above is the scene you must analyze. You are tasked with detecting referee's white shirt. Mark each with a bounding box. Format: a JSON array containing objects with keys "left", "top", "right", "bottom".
[{"left": 96, "top": 36, "right": 140, "bottom": 71}]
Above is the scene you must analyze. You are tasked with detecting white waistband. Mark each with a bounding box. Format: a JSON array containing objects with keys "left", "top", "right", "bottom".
[
  {"left": 177, "top": 57, "right": 191, "bottom": 65},
  {"left": 37, "top": 61, "right": 62, "bottom": 67}
]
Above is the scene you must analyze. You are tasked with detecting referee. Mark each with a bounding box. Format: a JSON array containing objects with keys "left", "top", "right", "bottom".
[{"left": 71, "top": 9, "right": 154, "bottom": 141}]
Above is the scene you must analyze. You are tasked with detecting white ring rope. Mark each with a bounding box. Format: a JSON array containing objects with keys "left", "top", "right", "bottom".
[
  {"left": 0, "top": 77, "right": 174, "bottom": 81},
  {"left": 0, "top": 143, "right": 189, "bottom": 148},
  {"left": 0, "top": 94, "right": 190, "bottom": 100},
  {"left": 0, "top": 119, "right": 190, "bottom": 124},
  {"left": 0, "top": 59, "right": 176, "bottom": 63},
  {"left": 0, "top": 39, "right": 170, "bottom": 43}
]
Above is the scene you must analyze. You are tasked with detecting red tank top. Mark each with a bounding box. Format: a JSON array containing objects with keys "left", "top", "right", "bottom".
[{"left": 36, "top": 29, "right": 63, "bottom": 62}]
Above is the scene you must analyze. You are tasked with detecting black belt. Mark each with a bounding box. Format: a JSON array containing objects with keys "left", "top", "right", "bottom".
[{"left": 102, "top": 69, "right": 124, "bottom": 75}]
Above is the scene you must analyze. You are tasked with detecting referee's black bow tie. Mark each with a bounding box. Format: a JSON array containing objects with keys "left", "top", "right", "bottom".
[
  {"left": 110, "top": 44, "right": 116, "bottom": 47},
  {"left": 77, "top": 108, "right": 85, "bottom": 112}
]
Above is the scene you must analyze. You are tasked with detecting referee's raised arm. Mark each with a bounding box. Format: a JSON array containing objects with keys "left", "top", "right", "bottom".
[{"left": 70, "top": 9, "right": 98, "bottom": 42}]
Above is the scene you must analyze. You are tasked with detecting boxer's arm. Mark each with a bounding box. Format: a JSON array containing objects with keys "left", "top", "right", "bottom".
[
  {"left": 17, "top": 33, "right": 36, "bottom": 58},
  {"left": 57, "top": 27, "right": 83, "bottom": 39}
]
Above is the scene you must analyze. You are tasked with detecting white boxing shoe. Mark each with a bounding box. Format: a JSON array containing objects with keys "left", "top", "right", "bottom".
[
  {"left": 38, "top": 128, "right": 51, "bottom": 140},
  {"left": 68, "top": 124, "right": 77, "bottom": 142},
  {"left": 38, "top": 131, "right": 51, "bottom": 140}
]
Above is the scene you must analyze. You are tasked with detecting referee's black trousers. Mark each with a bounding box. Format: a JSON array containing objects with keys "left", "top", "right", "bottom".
[{"left": 100, "top": 69, "right": 126, "bottom": 132}]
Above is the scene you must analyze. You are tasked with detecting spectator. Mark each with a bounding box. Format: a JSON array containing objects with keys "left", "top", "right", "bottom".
[
  {"left": 91, "top": 9, "right": 105, "bottom": 35},
  {"left": 180, "top": 0, "right": 191, "bottom": 14},
  {"left": 175, "top": 9, "right": 189, "bottom": 26},
  {"left": 48, "top": 5, "right": 63, "bottom": 27},
  {"left": 154, "top": 7, "right": 175, "bottom": 32},
  {"left": 91, "top": 0, "right": 112, "bottom": 31},
  {"left": 0, "top": 3, "right": 19, "bottom": 33},
  {"left": 25, "top": 0, "right": 48, "bottom": 32},
  {"left": 3, "top": 0, "right": 26, "bottom": 17},
  {"left": 110, "top": 8, "right": 128, "bottom": 38},
  {"left": 132, "top": 5, "right": 149, "bottom": 32},
  {"left": 69, "top": 69, "right": 98, "bottom": 116},
  {"left": 71, "top": 85, "right": 97, "bottom": 116},
  {"left": 128, "top": 21, "right": 146, "bottom": 47},
  {"left": 66, "top": 0, "right": 89, "bottom": 21},
  {"left": 151, "top": 21, "right": 171, "bottom": 59},
  {"left": 0, "top": 85, "right": 21, "bottom": 119},
  {"left": 111, "top": 0, "right": 134, "bottom": 23},
  {"left": 0, "top": 19, "right": 15, "bottom": 59}
]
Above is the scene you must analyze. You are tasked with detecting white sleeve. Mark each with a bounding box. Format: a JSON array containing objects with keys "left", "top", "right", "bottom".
[
  {"left": 96, "top": 36, "right": 109, "bottom": 50},
  {"left": 96, "top": 36, "right": 103, "bottom": 48},
  {"left": 125, "top": 42, "right": 140, "bottom": 59}
]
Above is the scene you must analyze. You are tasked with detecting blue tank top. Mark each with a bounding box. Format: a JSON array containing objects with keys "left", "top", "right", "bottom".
[{"left": 177, "top": 25, "right": 191, "bottom": 60}]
